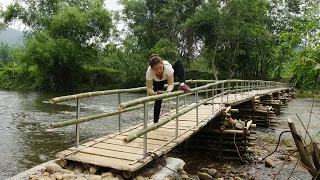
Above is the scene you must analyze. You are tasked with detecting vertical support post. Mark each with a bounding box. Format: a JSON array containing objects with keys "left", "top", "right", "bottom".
[
  {"left": 235, "top": 82, "right": 238, "bottom": 100},
  {"left": 184, "top": 96, "right": 186, "bottom": 106},
  {"left": 118, "top": 93, "right": 121, "bottom": 132},
  {"left": 175, "top": 95, "right": 179, "bottom": 138},
  {"left": 221, "top": 82, "right": 224, "bottom": 104},
  {"left": 241, "top": 81, "right": 244, "bottom": 98},
  {"left": 196, "top": 91, "right": 199, "bottom": 125},
  {"left": 194, "top": 82, "right": 197, "bottom": 103},
  {"left": 212, "top": 84, "right": 215, "bottom": 114},
  {"left": 76, "top": 99, "right": 80, "bottom": 148},
  {"left": 143, "top": 102, "right": 148, "bottom": 158},
  {"left": 227, "top": 81, "right": 230, "bottom": 102}
]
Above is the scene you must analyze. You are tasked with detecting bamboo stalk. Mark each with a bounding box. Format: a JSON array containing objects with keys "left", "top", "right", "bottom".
[
  {"left": 123, "top": 97, "right": 224, "bottom": 143},
  {"left": 50, "top": 81, "right": 201, "bottom": 104},
  {"left": 49, "top": 104, "right": 145, "bottom": 128},
  {"left": 201, "top": 128, "right": 250, "bottom": 135},
  {"left": 287, "top": 117, "right": 316, "bottom": 177}
]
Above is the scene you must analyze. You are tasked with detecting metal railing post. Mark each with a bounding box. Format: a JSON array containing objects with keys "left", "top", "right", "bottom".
[
  {"left": 221, "top": 82, "right": 224, "bottom": 104},
  {"left": 196, "top": 90, "right": 199, "bottom": 125},
  {"left": 143, "top": 102, "right": 148, "bottom": 158},
  {"left": 212, "top": 84, "right": 215, "bottom": 114},
  {"left": 76, "top": 99, "right": 80, "bottom": 148},
  {"left": 194, "top": 82, "right": 197, "bottom": 103},
  {"left": 235, "top": 81, "right": 238, "bottom": 100},
  {"left": 118, "top": 93, "right": 121, "bottom": 132},
  {"left": 175, "top": 95, "right": 179, "bottom": 138},
  {"left": 227, "top": 80, "right": 230, "bottom": 102},
  {"left": 241, "top": 81, "right": 244, "bottom": 98}
]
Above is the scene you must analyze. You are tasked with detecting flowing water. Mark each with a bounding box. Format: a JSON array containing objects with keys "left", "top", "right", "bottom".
[
  {"left": 0, "top": 90, "right": 148, "bottom": 179},
  {"left": 0, "top": 90, "right": 319, "bottom": 179}
]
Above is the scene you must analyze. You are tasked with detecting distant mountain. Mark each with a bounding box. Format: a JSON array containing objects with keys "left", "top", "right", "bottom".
[{"left": 0, "top": 27, "right": 24, "bottom": 46}]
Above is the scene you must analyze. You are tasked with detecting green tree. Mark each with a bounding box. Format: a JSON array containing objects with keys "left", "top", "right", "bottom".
[
  {"left": 187, "top": 0, "right": 272, "bottom": 80},
  {"left": 1, "top": 0, "right": 113, "bottom": 91},
  {"left": 0, "top": 42, "right": 10, "bottom": 64},
  {"left": 120, "top": 0, "right": 203, "bottom": 69},
  {"left": 151, "top": 38, "right": 178, "bottom": 62}
]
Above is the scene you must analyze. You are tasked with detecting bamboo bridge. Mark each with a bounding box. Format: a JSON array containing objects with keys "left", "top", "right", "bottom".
[{"left": 49, "top": 80, "right": 294, "bottom": 177}]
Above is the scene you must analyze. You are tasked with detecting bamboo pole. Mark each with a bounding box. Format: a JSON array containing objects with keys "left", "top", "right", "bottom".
[
  {"left": 50, "top": 80, "right": 217, "bottom": 104},
  {"left": 200, "top": 128, "right": 251, "bottom": 136},
  {"left": 49, "top": 104, "right": 145, "bottom": 128},
  {"left": 123, "top": 97, "right": 222, "bottom": 143},
  {"left": 287, "top": 117, "right": 316, "bottom": 177}
]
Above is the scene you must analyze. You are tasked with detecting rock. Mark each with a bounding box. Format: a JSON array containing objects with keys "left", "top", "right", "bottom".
[
  {"left": 234, "top": 176, "right": 242, "bottom": 180},
  {"left": 189, "top": 175, "right": 200, "bottom": 180},
  {"left": 42, "top": 172, "right": 50, "bottom": 176},
  {"left": 181, "top": 174, "right": 189, "bottom": 179},
  {"left": 74, "top": 166, "right": 84, "bottom": 174},
  {"left": 51, "top": 173, "right": 63, "bottom": 180},
  {"left": 59, "top": 169, "right": 74, "bottom": 174},
  {"left": 89, "top": 165, "right": 100, "bottom": 174},
  {"left": 207, "top": 168, "right": 217, "bottom": 176},
  {"left": 45, "top": 163, "right": 63, "bottom": 174},
  {"left": 197, "top": 172, "right": 214, "bottom": 180},
  {"left": 239, "top": 172, "right": 248, "bottom": 178},
  {"left": 61, "top": 174, "right": 77, "bottom": 179},
  {"left": 200, "top": 168, "right": 209, "bottom": 172},
  {"left": 265, "top": 157, "right": 276, "bottom": 168},
  {"left": 163, "top": 178, "right": 170, "bottom": 180},
  {"left": 76, "top": 177, "right": 87, "bottom": 180},
  {"left": 56, "top": 159, "right": 67, "bottom": 168},
  {"left": 134, "top": 176, "right": 145, "bottom": 180},
  {"left": 29, "top": 174, "right": 40, "bottom": 179},
  {"left": 101, "top": 172, "right": 114, "bottom": 178},
  {"left": 115, "top": 174, "right": 124, "bottom": 180},
  {"left": 88, "top": 175, "right": 102, "bottom": 180},
  {"left": 39, "top": 177, "right": 54, "bottom": 180}
]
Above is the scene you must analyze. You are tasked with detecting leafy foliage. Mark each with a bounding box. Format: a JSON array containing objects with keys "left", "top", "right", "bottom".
[{"left": 1, "top": 0, "right": 113, "bottom": 91}]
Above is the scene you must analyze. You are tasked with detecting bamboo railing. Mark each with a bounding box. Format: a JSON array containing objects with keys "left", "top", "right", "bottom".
[{"left": 49, "top": 79, "right": 290, "bottom": 153}]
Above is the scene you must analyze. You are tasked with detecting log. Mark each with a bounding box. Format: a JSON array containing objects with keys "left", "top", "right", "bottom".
[
  {"left": 310, "top": 142, "right": 320, "bottom": 170},
  {"left": 245, "top": 120, "right": 253, "bottom": 130},
  {"left": 230, "top": 109, "right": 239, "bottom": 114},
  {"left": 201, "top": 128, "right": 250, "bottom": 135},
  {"left": 287, "top": 117, "right": 317, "bottom": 177}
]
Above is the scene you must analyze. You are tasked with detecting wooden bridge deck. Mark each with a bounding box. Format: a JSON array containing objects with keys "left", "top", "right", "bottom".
[{"left": 55, "top": 88, "right": 287, "bottom": 172}]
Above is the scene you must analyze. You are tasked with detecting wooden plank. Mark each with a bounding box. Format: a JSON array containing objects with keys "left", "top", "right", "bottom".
[
  {"left": 100, "top": 139, "right": 166, "bottom": 150},
  {"left": 56, "top": 149, "right": 148, "bottom": 172},
  {"left": 72, "top": 146, "right": 141, "bottom": 161},
  {"left": 114, "top": 135, "right": 178, "bottom": 147},
  {"left": 91, "top": 143, "right": 143, "bottom": 155}
]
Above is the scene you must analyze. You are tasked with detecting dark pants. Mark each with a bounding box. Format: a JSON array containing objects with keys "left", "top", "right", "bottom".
[{"left": 153, "top": 60, "right": 185, "bottom": 123}]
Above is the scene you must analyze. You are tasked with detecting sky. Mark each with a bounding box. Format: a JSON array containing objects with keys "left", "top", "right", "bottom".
[{"left": 0, "top": 0, "right": 123, "bottom": 30}]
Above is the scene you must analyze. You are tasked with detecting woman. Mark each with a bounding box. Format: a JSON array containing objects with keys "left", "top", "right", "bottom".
[{"left": 146, "top": 54, "right": 192, "bottom": 123}]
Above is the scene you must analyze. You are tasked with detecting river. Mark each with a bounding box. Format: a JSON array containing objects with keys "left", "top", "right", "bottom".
[{"left": 0, "top": 90, "right": 319, "bottom": 179}]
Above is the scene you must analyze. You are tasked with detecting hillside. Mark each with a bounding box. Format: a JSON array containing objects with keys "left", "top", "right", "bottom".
[{"left": 0, "top": 28, "right": 24, "bottom": 46}]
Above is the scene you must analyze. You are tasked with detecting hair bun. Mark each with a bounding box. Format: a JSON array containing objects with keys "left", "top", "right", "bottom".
[{"left": 149, "top": 54, "right": 159, "bottom": 59}]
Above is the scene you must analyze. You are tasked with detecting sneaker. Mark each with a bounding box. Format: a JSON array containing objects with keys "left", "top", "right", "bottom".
[{"left": 178, "top": 84, "right": 192, "bottom": 93}]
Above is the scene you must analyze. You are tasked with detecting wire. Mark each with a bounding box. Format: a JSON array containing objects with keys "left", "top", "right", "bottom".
[
  {"left": 260, "top": 130, "right": 292, "bottom": 162},
  {"left": 273, "top": 150, "right": 297, "bottom": 180}
]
